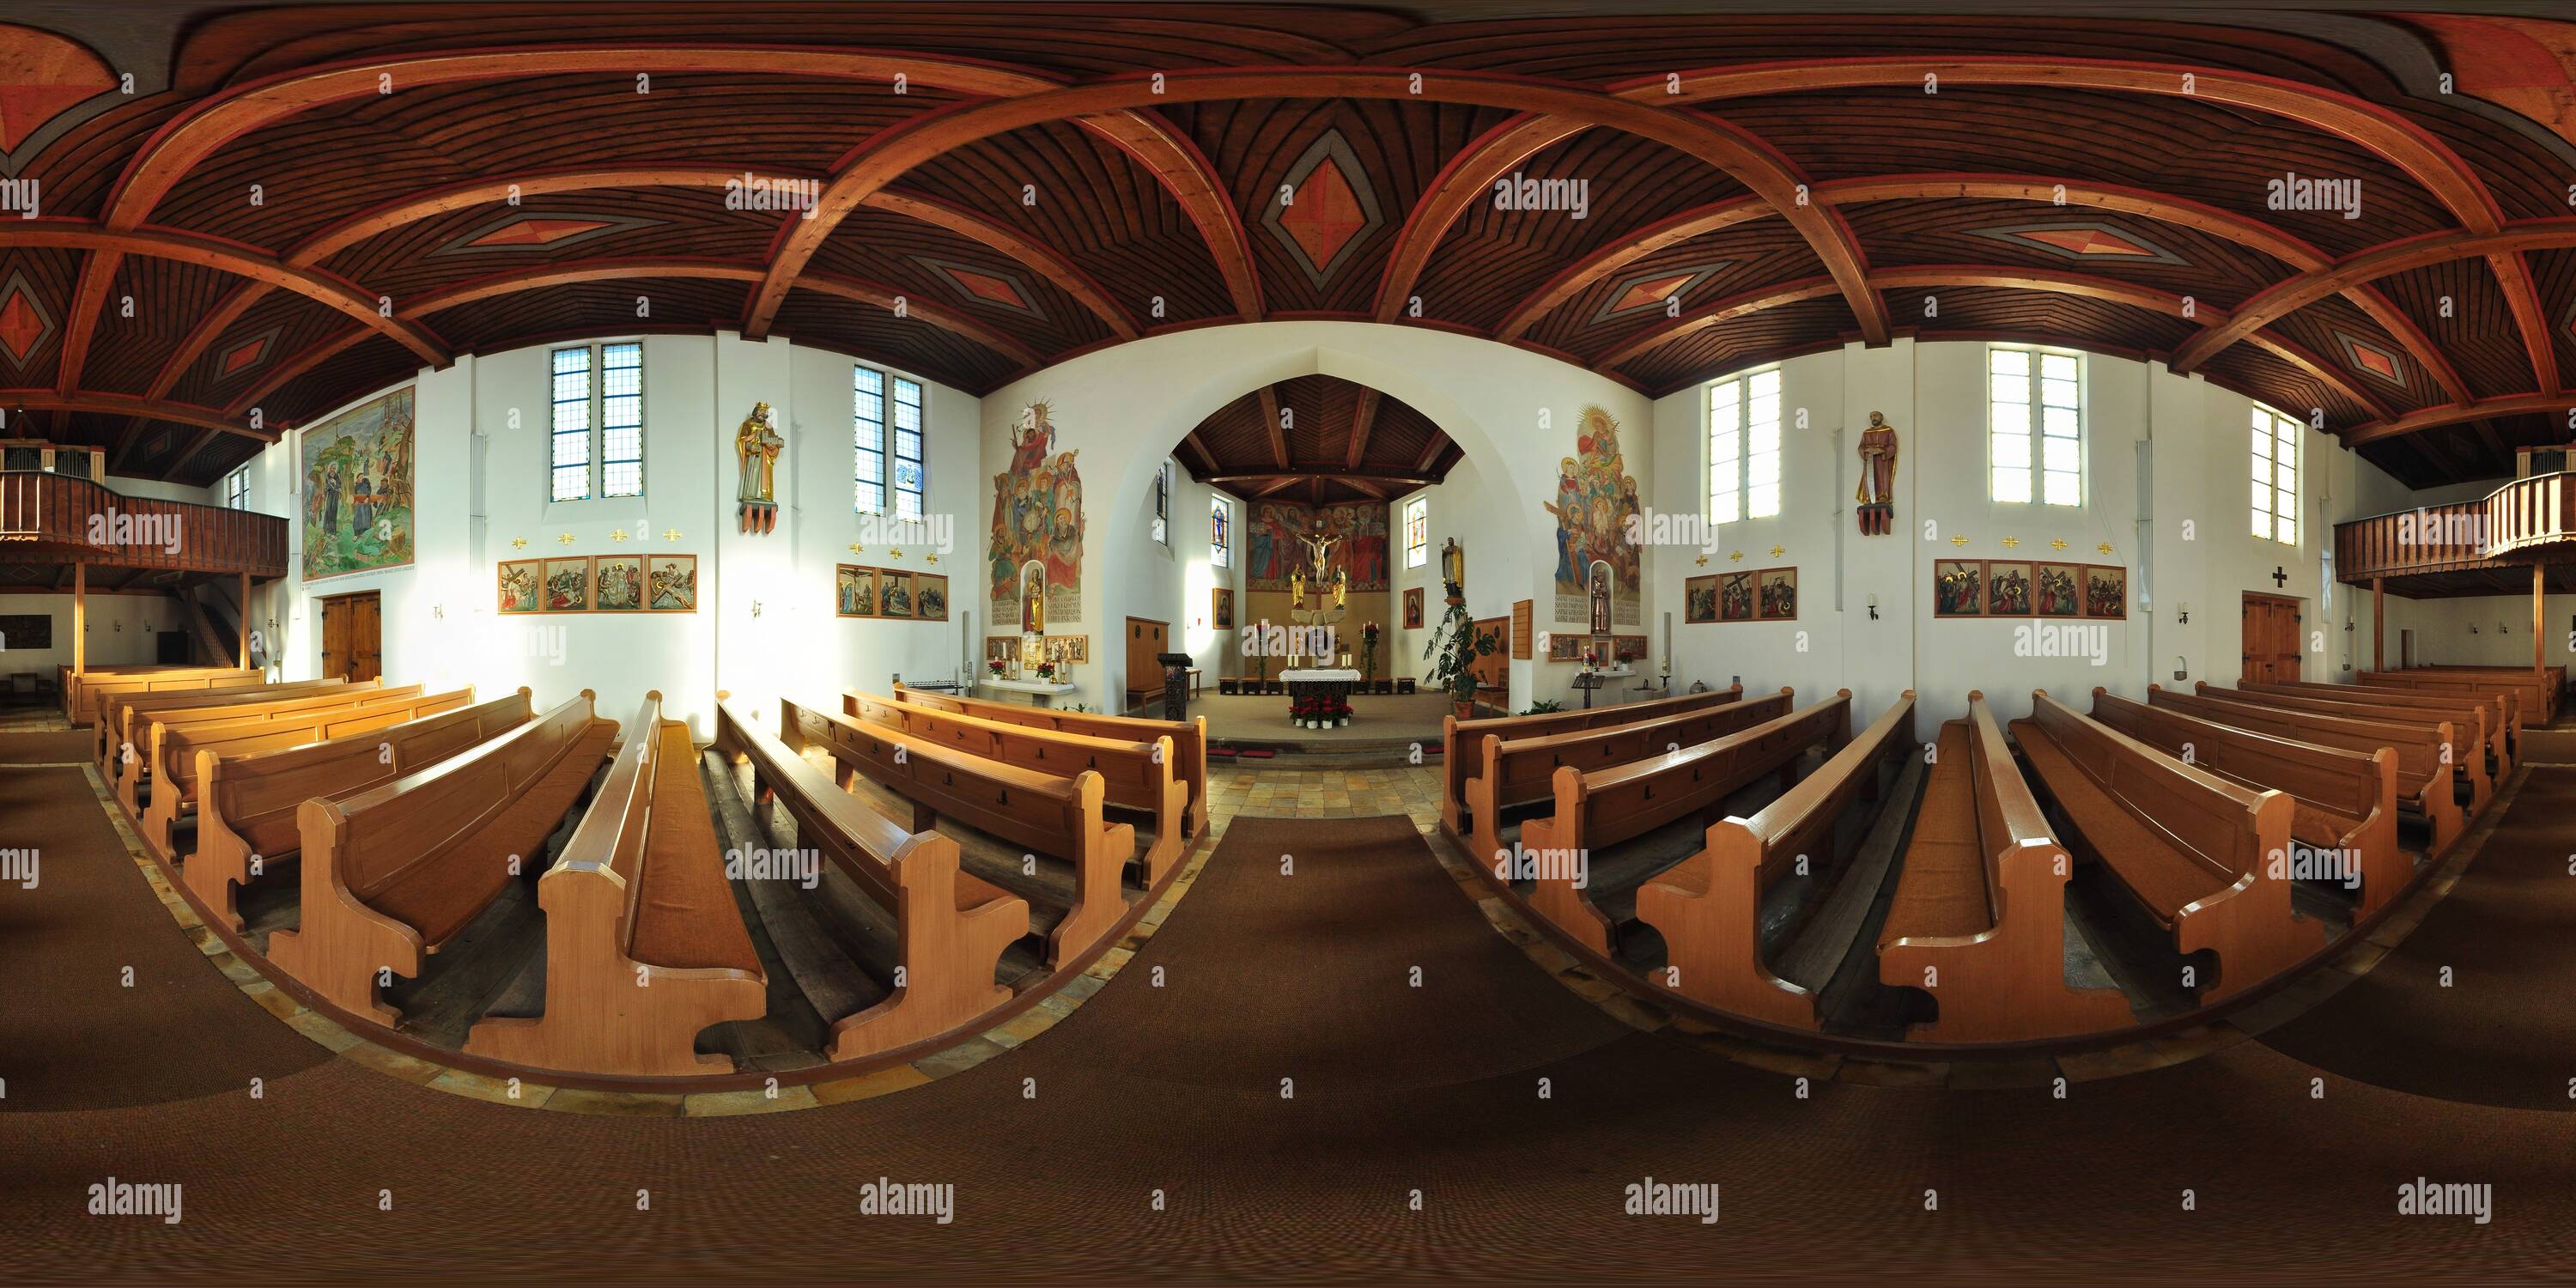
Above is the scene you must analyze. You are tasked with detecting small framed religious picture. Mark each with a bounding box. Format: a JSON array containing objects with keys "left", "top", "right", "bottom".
[
  {"left": 646, "top": 554, "right": 697, "bottom": 612},
  {"left": 879, "top": 568, "right": 915, "bottom": 619},
  {"left": 2035, "top": 562, "right": 2082, "bottom": 617},
  {"left": 1212, "top": 586, "right": 1235, "bottom": 629},
  {"left": 1403, "top": 586, "right": 1424, "bottom": 630},
  {"left": 1934, "top": 559, "right": 1984, "bottom": 617},
  {"left": 1985, "top": 562, "right": 2034, "bottom": 617},
  {"left": 2083, "top": 564, "right": 2129, "bottom": 620},
  {"left": 1755, "top": 567, "right": 1797, "bottom": 621},
  {"left": 592, "top": 556, "right": 644, "bottom": 611},
  {"left": 837, "top": 564, "right": 877, "bottom": 617},
  {"left": 498, "top": 560, "right": 544, "bottom": 614},
  {"left": 1718, "top": 570, "right": 1754, "bottom": 622},
  {"left": 917, "top": 573, "right": 950, "bottom": 621},
  {"left": 542, "top": 557, "right": 591, "bottom": 612},
  {"left": 1684, "top": 574, "right": 1719, "bottom": 624}
]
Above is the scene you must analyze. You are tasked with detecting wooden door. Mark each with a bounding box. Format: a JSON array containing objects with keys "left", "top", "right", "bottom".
[
  {"left": 2240, "top": 592, "right": 2300, "bottom": 683},
  {"left": 320, "top": 591, "right": 382, "bottom": 683}
]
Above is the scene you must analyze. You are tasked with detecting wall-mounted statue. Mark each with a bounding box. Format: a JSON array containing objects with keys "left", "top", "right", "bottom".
[
  {"left": 1855, "top": 410, "right": 1898, "bottom": 536},
  {"left": 736, "top": 401, "right": 784, "bottom": 534}
]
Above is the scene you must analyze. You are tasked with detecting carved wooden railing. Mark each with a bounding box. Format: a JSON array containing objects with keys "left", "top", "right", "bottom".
[
  {"left": 0, "top": 470, "right": 288, "bottom": 578},
  {"left": 2336, "top": 472, "right": 2576, "bottom": 582}
]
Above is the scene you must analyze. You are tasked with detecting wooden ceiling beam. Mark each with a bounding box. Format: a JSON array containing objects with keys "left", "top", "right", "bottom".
[
  {"left": 1255, "top": 476, "right": 1302, "bottom": 497},
  {"left": 2169, "top": 225, "right": 2576, "bottom": 374},
  {"left": 1373, "top": 115, "right": 1588, "bottom": 323},
  {"left": 2345, "top": 392, "right": 2576, "bottom": 447},
  {"left": 1206, "top": 467, "right": 1438, "bottom": 489},
  {"left": 1181, "top": 430, "right": 1221, "bottom": 476},
  {"left": 0, "top": 391, "right": 273, "bottom": 441},
  {"left": 1416, "top": 435, "right": 1449, "bottom": 472},
  {"left": 1258, "top": 386, "right": 1288, "bottom": 471},
  {"left": 2485, "top": 250, "right": 2561, "bottom": 398},
  {"left": 738, "top": 68, "right": 1894, "bottom": 346},
  {"left": 1067, "top": 112, "right": 1262, "bottom": 323},
  {"left": 864, "top": 187, "right": 1143, "bottom": 339},
  {"left": 1342, "top": 387, "right": 1381, "bottom": 470}
]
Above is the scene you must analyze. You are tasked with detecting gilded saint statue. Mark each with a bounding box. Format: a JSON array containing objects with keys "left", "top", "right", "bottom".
[
  {"left": 1294, "top": 518, "right": 1339, "bottom": 585},
  {"left": 735, "top": 401, "right": 786, "bottom": 533},
  {"left": 1854, "top": 410, "right": 1899, "bottom": 536}
]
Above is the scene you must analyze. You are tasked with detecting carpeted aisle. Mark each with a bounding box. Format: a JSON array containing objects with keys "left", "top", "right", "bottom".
[{"left": 4, "top": 765, "right": 2573, "bottom": 1282}]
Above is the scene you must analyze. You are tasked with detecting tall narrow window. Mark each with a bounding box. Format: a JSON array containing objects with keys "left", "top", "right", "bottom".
[
  {"left": 1153, "top": 459, "right": 1171, "bottom": 546},
  {"left": 549, "top": 342, "right": 644, "bottom": 501},
  {"left": 1707, "top": 368, "right": 1782, "bottom": 524},
  {"left": 1403, "top": 495, "right": 1428, "bottom": 568},
  {"left": 222, "top": 465, "right": 249, "bottom": 510},
  {"left": 1211, "top": 494, "right": 1232, "bottom": 568},
  {"left": 891, "top": 374, "right": 925, "bottom": 522},
  {"left": 1990, "top": 346, "right": 2081, "bottom": 505},
  {"left": 2252, "top": 404, "right": 2299, "bottom": 544},
  {"left": 854, "top": 366, "right": 884, "bottom": 513}
]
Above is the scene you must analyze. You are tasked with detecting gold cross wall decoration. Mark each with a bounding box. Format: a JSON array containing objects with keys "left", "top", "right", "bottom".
[
  {"left": 609, "top": 528, "right": 629, "bottom": 544},
  {"left": 1694, "top": 555, "right": 1709, "bottom": 567},
  {"left": 663, "top": 528, "right": 682, "bottom": 543},
  {"left": 556, "top": 532, "right": 575, "bottom": 546},
  {"left": 1768, "top": 544, "right": 1784, "bottom": 557},
  {"left": 1729, "top": 550, "right": 1745, "bottom": 562},
  {"left": 848, "top": 542, "right": 865, "bottom": 556},
  {"left": 509, "top": 537, "right": 527, "bottom": 551},
  {"left": 1950, "top": 534, "right": 1969, "bottom": 547},
  {"left": 2050, "top": 539, "right": 2069, "bottom": 551},
  {"left": 2000, "top": 536, "right": 2020, "bottom": 549},
  {"left": 2098, "top": 542, "right": 2116, "bottom": 556}
]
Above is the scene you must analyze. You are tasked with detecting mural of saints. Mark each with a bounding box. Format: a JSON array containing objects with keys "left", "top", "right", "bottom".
[
  {"left": 987, "top": 402, "right": 1085, "bottom": 626},
  {"left": 1245, "top": 501, "right": 1388, "bottom": 592},
  {"left": 301, "top": 386, "right": 416, "bottom": 581},
  {"left": 1545, "top": 404, "right": 1641, "bottom": 626}
]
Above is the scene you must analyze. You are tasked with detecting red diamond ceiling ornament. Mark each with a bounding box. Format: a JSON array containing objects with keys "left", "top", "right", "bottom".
[
  {"left": 1973, "top": 221, "right": 2185, "bottom": 265},
  {"left": 2332, "top": 330, "right": 2409, "bottom": 390},
  {"left": 0, "top": 270, "right": 56, "bottom": 368},
  {"left": 213, "top": 325, "right": 283, "bottom": 381},
  {"left": 1260, "top": 131, "right": 1385, "bottom": 289},
  {"left": 1589, "top": 260, "right": 1731, "bottom": 325},
  {"left": 433, "top": 210, "right": 663, "bottom": 256},
  {"left": 914, "top": 256, "right": 1047, "bottom": 320},
  {"left": 467, "top": 217, "right": 612, "bottom": 247},
  {"left": 0, "top": 26, "right": 117, "bottom": 153}
]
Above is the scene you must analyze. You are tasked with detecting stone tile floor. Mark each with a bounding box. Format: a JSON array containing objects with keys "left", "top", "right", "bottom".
[{"left": 1203, "top": 763, "right": 1445, "bottom": 831}]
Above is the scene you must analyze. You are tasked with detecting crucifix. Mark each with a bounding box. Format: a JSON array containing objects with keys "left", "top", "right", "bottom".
[{"left": 2272, "top": 566, "right": 2288, "bottom": 588}]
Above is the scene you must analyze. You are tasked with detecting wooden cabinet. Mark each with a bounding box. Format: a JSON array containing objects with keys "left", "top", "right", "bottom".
[{"left": 1125, "top": 616, "right": 1169, "bottom": 706}]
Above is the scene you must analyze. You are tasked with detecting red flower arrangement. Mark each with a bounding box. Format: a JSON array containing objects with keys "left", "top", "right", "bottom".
[
  {"left": 987, "top": 658, "right": 1009, "bottom": 677},
  {"left": 1292, "top": 694, "right": 1354, "bottom": 723}
]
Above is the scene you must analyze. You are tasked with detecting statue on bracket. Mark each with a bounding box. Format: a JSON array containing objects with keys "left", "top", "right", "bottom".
[
  {"left": 1855, "top": 410, "right": 1899, "bottom": 536},
  {"left": 735, "top": 401, "right": 784, "bottom": 534}
]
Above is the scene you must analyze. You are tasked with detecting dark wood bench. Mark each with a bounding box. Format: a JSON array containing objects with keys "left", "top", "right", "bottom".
[
  {"left": 2148, "top": 684, "right": 2466, "bottom": 856},
  {"left": 2196, "top": 681, "right": 2491, "bottom": 817},
  {"left": 268, "top": 691, "right": 618, "bottom": 1023},
  {"left": 99, "top": 677, "right": 357, "bottom": 771},
  {"left": 2093, "top": 688, "right": 2406, "bottom": 916},
  {"left": 186, "top": 690, "right": 536, "bottom": 931},
  {"left": 1439, "top": 684, "right": 1745, "bottom": 839},
  {"left": 792, "top": 696, "right": 1130, "bottom": 969},
  {"left": 466, "top": 695, "right": 768, "bottom": 1076},
  {"left": 714, "top": 696, "right": 1028, "bottom": 1059},
  {"left": 2235, "top": 679, "right": 2509, "bottom": 783},
  {"left": 1875, "top": 692, "right": 2133, "bottom": 1042},
  {"left": 132, "top": 684, "right": 472, "bottom": 859},
  {"left": 891, "top": 682, "right": 1206, "bottom": 839},
  {"left": 1520, "top": 691, "right": 1850, "bottom": 957},
  {"left": 848, "top": 690, "right": 1190, "bottom": 888},
  {"left": 2009, "top": 691, "right": 2320, "bottom": 1002},
  {"left": 1636, "top": 691, "right": 1912, "bottom": 1030},
  {"left": 1462, "top": 687, "right": 1792, "bottom": 868}
]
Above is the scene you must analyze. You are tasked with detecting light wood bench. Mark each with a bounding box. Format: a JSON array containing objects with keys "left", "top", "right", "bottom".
[
  {"left": 2235, "top": 679, "right": 2509, "bottom": 783},
  {"left": 891, "top": 683, "right": 1207, "bottom": 839},
  {"left": 2400, "top": 665, "right": 2563, "bottom": 721},
  {"left": 99, "top": 677, "right": 357, "bottom": 771},
  {"left": 1636, "top": 691, "right": 1911, "bottom": 1030},
  {"left": 132, "top": 684, "right": 474, "bottom": 859},
  {"left": 2358, "top": 668, "right": 2545, "bottom": 730},
  {"left": 466, "top": 695, "right": 768, "bottom": 1076},
  {"left": 2010, "top": 691, "right": 2319, "bottom": 1002},
  {"left": 1439, "top": 685, "right": 1744, "bottom": 838},
  {"left": 186, "top": 690, "right": 536, "bottom": 931},
  {"left": 1463, "top": 688, "right": 1793, "bottom": 872},
  {"left": 1875, "top": 692, "right": 2132, "bottom": 1042},
  {"left": 715, "top": 697, "right": 1028, "bottom": 1059},
  {"left": 1520, "top": 692, "right": 1850, "bottom": 957},
  {"left": 790, "top": 696, "right": 1130, "bottom": 969},
  {"left": 848, "top": 690, "right": 1189, "bottom": 888},
  {"left": 74, "top": 667, "right": 262, "bottom": 730},
  {"left": 268, "top": 691, "right": 618, "bottom": 1023},
  {"left": 2149, "top": 685, "right": 2466, "bottom": 856},
  {"left": 2196, "top": 682, "right": 2491, "bottom": 817},
  {"left": 2093, "top": 688, "right": 2405, "bottom": 916}
]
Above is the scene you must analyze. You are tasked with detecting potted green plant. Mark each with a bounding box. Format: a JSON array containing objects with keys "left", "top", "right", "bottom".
[{"left": 1422, "top": 582, "right": 1494, "bottom": 721}]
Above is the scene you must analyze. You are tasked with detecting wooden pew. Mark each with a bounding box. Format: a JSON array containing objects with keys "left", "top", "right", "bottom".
[
  {"left": 2009, "top": 692, "right": 2321, "bottom": 1001},
  {"left": 787, "top": 696, "right": 1129, "bottom": 969},
  {"left": 185, "top": 690, "right": 537, "bottom": 931},
  {"left": 70, "top": 666, "right": 261, "bottom": 728},
  {"left": 131, "top": 685, "right": 476, "bottom": 859},
  {"left": 1520, "top": 692, "right": 1851, "bottom": 957},
  {"left": 115, "top": 681, "right": 401, "bottom": 808},
  {"left": 466, "top": 695, "right": 768, "bottom": 1076},
  {"left": 2403, "top": 664, "right": 2564, "bottom": 720},
  {"left": 2148, "top": 684, "right": 2464, "bottom": 857},
  {"left": 1874, "top": 693, "right": 2134, "bottom": 1042},
  {"left": 1463, "top": 688, "right": 1794, "bottom": 869},
  {"left": 1635, "top": 691, "right": 1912, "bottom": 1030},
  {"left": 1438, "top": 685, "right": 1744, "bottom": 837},
  {"left": 847, "top": 690, "right": 1189, "bottom": 888},
  {"left": 98, "top": 677, "right": 356, "bottom": 770},
  {"left": 2359, "top": 668, "right": 2543, "bottom": 730},
  {"left": 714, "top": 697, "right": 1028, "bottom": 1059},
  {"left": 268, "top": 692, "right": 618, "bottom": 1023},
  {"left": 2235, "top": 679, "right": 2510, "bottom": 779},
  {"left": 62, "top": 663, "right": 235, "bottom": 724},
  {"left": 890, "top": 683, "right": 1208, "bottom": 839},
  {"left": 2092, "top": 688, "right": 2407, "bottom": 916},
  {"left": 2196, "top": 681, "right": 2491, "bottom": 816}
]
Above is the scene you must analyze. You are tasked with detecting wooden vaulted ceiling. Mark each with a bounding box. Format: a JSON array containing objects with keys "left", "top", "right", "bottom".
[
  {"left": 1181, "top": 374, "right": 1460, "bottom": 507},
  {"left": 4, "top": 7, "right": 2576, "bottom": 490}
]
